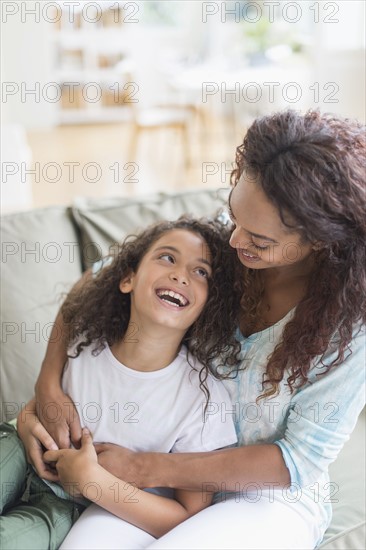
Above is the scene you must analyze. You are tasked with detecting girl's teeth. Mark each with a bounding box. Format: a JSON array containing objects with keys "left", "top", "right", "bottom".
[
  {"left": 157, "top": 290, "right": 187, "bottom": 306},
  {"left": 161, "top": 298, "right": 180, "bottom": 307}
]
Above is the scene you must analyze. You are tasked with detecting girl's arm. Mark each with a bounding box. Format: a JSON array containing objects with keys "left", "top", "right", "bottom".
[
  {"left": 44, "top": 430, "right": 214, "bottom": 538},
  {"left": 34, "top": 270, "right": 92, "bottom": 449}
]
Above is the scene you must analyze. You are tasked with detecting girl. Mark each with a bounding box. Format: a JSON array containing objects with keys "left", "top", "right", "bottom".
[
  {"left": 0, "top": 216, "right": 241, "bottom": 550},
  {"left": 24, "top": 110, "right": 366, "bottom": 549}
]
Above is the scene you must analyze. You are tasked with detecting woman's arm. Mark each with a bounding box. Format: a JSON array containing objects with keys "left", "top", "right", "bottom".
[
  {"left": 35, "top": 308, "right": 80, "bottom": 449},
  {"left": 94, "top": 326, "right": 366, "bottom": 493},
  {"left": 94, "top": 442, "right": 290, "bottom": 492},
  {"left": 145, "top": 444, "right": 290, "bottom": 492},
  {"left": 17, "top": 399, "right": 60, "bottom": 481},
  {"left": 44, "top": 430, "right": 214, "bottom": 538},
  {"left": 34, "top": 270, "right": 92, "bottom": 449}
]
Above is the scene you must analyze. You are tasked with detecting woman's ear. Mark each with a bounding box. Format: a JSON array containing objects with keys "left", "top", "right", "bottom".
[{"left": 119, "top": 273, "right": 134, "bottom": 294}]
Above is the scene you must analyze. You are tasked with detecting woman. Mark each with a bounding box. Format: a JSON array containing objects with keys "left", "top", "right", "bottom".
[{"left": 23, "top": 110, "right": 366, "bottom": 548}]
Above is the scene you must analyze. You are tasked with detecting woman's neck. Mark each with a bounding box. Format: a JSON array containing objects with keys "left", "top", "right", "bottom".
[
  {"left": 263, "top": 253, "right": 316, "bottom": 289},
  {"left": 110, "top": 323, "right": 183, "bottom": 372},
  {"left": 240, "top": 256, "right": 315, "bottom": 337}
]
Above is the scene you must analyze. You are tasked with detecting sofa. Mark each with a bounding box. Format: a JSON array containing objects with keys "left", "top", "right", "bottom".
[{"left": 1, "top": 188, "right": 365, "bottom": 549}]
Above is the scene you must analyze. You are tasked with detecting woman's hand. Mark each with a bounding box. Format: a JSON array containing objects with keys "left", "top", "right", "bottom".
[
  {"left": 35, "top": 381, "right": 82, "bottom": 450},
  {"left": 17, "top": 399, "right": 60, "bottom": 481},
  {"left": 43, "top": 428, "right": 99, "bottom": 497},
  {"left": 94, "top": 442, "right": 153, "bottom": 488}
]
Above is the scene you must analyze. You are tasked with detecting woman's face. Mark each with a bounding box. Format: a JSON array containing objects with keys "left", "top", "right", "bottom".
[{"left": 228, "top": 176, "right": 315, "bottom": 271}]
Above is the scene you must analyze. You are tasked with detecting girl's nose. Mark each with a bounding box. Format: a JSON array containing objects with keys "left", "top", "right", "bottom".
[{"left": 169, "top": 271, "right": 189, "bottom": 286}]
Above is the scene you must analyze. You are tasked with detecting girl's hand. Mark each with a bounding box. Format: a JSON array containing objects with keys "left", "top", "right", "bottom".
[
  {"left": 43, "top": 428, "right": 98, "bottom": 496},
  {"left": 17, "top": 399, "right": 60, "bottom": 481}
]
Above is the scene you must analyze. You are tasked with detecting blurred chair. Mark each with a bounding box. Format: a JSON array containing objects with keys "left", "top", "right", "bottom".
[
  {"left": 128, "top": 104, "right": 191, "bottom": 168},
  {"left": 119, "top": 62, "right": 194, "bottom": 168}
]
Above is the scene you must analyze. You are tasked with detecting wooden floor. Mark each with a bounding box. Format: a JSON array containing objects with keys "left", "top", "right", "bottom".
[{"left": 26, "top": 113, "right": 243, "bottom": 209}]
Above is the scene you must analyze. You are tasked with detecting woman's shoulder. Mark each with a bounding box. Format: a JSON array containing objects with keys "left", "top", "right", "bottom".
[
  {"left": 307, "top": 322, "right": 365, "bottom": 385},
  {"left": 325, "top": 321, "right": 365, "bottom": 360}
]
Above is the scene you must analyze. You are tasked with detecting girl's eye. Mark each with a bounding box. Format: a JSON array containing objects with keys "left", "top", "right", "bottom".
[
  {"left": 195, "top": 267, "right": 209, "bottom": 278},
  {"left": 159, "top": 253, "right": 175, "bottom": 263}
]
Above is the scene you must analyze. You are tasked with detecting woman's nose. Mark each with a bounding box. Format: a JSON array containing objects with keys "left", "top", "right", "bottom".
[
  {"left": 229, "top": 226, "right": 244, "bottom": 249},
  {"left": 230, "top": 226, "right": 251, "bottom": 249}
]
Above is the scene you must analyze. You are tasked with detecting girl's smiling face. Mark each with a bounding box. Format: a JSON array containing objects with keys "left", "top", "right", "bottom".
[
  {"left": 229, "top": 177, "right": 315, "bottom": 270},
  {"left": 120, "top": 229, "right": 212, "bottom": 336}
]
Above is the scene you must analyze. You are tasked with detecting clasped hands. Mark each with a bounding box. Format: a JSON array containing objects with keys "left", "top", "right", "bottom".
[{"left": 17, "top": 397, "right": 137, "bottom": 489}]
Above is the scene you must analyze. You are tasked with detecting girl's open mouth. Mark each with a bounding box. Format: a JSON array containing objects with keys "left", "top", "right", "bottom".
[{"left": 156, "top": 289, "right": 189, "bottom": 308}]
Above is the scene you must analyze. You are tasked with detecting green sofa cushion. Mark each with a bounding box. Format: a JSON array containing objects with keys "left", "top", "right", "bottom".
[
  {"left": 1, "top": 207, "right": 83, "bottom": 422},
  {"left": 71, "top": 189, "right": 228, "bottom": 269},
  {"left": 319, "top": 407, "right": 365, "bottom": 548}
]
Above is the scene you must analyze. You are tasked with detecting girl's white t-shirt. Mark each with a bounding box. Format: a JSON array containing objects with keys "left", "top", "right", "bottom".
[{"left": 62, "top": 343, "right": 237, "bottom": 453}]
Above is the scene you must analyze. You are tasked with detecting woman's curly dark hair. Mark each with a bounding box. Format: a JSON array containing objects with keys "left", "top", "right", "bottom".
[
  {"left": 61, "top": 215, "right": 242, "bottom": 403},
  {"left": 230, "top": 109, "right": 366, "bottom": 399}
]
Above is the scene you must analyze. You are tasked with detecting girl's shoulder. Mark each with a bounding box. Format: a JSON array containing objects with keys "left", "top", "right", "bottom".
[
  {"left": 66, "top": 337, "right": 99, "bottom": 362},
  {"left": 179, "top": 346, "right": 234, "bottom": 400}
]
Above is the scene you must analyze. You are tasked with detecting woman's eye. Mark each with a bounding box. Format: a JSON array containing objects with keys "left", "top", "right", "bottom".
[
  {"left": 159, "top": 253, "right": 175, "bottom": 263},
  {"left": 252, "top": 242, "right": 269, "bottom": 251}
]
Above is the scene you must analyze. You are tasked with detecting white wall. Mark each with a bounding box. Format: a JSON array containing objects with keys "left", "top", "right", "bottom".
[
  {"left": 1, "top": 1, "right": 58, "bottom": 129},
  {"left": 1, "top": 1, "right": 364, "bottom": 127},
  {"left": 310, "top": 0, "right": 365, "bottom": 121}
]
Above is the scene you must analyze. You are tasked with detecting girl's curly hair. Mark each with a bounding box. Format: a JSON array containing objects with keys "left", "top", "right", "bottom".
[
  {"left": 61, "top": 215, "right": 242, "bottom": 402},
  {"left": 230, "top": 109, "right": 366, "bottom": 399}
]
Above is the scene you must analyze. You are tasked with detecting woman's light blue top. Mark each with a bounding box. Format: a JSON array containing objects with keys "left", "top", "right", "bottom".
[{"left": 220, "top": 311, "right": 365, "bottom": 533}]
